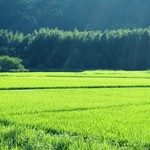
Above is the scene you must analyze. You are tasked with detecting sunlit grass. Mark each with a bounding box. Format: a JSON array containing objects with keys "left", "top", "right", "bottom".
[
  {"left": 0, "top": 71, "right": 150, "bottom": 149},
  {"left": 0, "top": 71, "right": 150, "bottom": 89}
]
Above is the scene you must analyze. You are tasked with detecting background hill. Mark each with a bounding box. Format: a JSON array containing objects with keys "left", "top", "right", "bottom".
[
  {"left": 0, "top": 0, "right": 150, "bottom": 71},
  {"left": 1, "top": 0, "right": 150, "bottom": 33}
]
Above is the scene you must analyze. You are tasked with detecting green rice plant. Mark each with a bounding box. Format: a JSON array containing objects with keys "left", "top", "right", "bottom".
[
  {"left": 0, "top": 71, "right": 150, "bottom": 149},
  {"left": 0, "top": 71, "right": 150, "bottom": 89}
]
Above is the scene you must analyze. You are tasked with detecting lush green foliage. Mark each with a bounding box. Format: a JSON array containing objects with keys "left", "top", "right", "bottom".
[
  {"left": 0, "top": 71, "right": 150, "bottom": 149},
  {"left": 0, "top": 56, "right": 27, "bottom": 72},
  {"left": 0, "top": 0, "right": 150, "bottom": 33},
  {"left": 1, "top": 28, "right": 150, "bottom": 70}
]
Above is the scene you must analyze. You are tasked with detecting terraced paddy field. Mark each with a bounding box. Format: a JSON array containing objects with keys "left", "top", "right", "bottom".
[{"left": 0, "top": 71, "right": 150, "bottom": 150}]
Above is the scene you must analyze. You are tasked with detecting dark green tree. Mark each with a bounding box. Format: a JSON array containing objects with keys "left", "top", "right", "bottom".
[{"left": 0, "top": 56, "right": 27, "bottom": 72}]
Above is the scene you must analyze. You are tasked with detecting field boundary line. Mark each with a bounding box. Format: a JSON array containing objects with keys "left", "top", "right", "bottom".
[{"left": 0, "top": 85, "right": 150, "bottom": 91}]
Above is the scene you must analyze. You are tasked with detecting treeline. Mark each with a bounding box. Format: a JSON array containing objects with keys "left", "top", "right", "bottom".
[{"left": 0, "top": 28, "right": 150, "bottom": 71}]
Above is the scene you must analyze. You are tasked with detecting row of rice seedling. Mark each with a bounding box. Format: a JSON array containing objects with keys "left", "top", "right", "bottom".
[
  {"left": 0, "top": 88, "right": 150, "bottom": 115},
  {"left": 0, "top": 124, "right": 117, "bottom": 150},
  {"left": 0, "top": 88, "right": 150, "bottom": 149},
  {"left": 1, "top": 73, "right": 150, "bottom": 89}
]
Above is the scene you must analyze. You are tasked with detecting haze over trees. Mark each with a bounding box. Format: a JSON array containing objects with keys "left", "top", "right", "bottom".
[
  {"left": 0, "top": 0, "right": 150, "bottom": 71},
  {"left": 0, "top": 0, "right": 150, "bottom": 33},
  {"left": 0, "top": 28, "right": 150, "bottom": 71}
]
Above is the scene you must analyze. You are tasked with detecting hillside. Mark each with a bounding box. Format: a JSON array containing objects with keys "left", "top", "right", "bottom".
[{"left": 0, "top": 0, "right": 150, "bottom": 33}]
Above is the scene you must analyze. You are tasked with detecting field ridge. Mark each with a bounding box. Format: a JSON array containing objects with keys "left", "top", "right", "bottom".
[{"left": 1, "top": 85, "right": 150, "bottom": 91}]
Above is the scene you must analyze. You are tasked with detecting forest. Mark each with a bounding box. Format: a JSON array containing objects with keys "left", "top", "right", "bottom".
[
  {"left": 0, "top": 0, "right": 150, "bottom": 71},
  {"left": 0, "top": 0, "right": 150, "bottom": 33},
  {"left": 0, "top": 28, "right": 150, "bottom": 71}
]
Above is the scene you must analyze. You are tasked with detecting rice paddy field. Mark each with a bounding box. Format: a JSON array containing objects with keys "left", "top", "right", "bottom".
[{"left": 0, "top": 71, "right": 150, "bottom": 150}]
